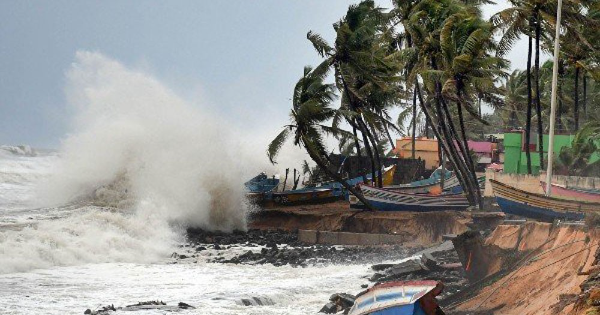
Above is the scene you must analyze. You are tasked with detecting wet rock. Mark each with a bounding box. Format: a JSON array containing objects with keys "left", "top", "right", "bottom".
[
  {"left": 319, "top": 302, "right": 338, "bottom": 314},
  {"left": 196, "top": 246, "right": 207, "bottom": 252},
  {"left": 371, "top": 263, "right": 395, "bottom": 271},
  {"left": 178, "top": 302, "right": 195, "bottom": 309},
  {"left": 420, "top": 252, "right": 438, "bottom": 270},
  {"left": 330, "top": 293, "right": 355, "bottom": 310},
  {"left": 239, "top": 297, "right": 275, "bottom": 306},
  {"left": 361, "top": 284, "right": 368, "bottom": 288},
  {"left": 84, "top": 310, "right": 91, "bottom": 314}
]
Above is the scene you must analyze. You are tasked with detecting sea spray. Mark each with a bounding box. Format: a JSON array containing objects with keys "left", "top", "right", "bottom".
[
  {"left": 0, "top": 51, "right": 259, "bottom": 273},
  {"left": 40, "top": 51, "right": 248, "bottom": 230}
]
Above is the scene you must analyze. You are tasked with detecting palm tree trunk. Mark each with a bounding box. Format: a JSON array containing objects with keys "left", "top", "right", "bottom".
[
  {"left": 574, "top": 65, "right": 580, "bottom": 131},
  {"left": 292, "top": 168, "right": 300, "bottom": 190},
  {"left": 412, "top": 87, "right": 417, "bottom": 159},
  {"left": 456, "top": 97, "right": 483, "bottom": 209},
  {"left": 360, "top": 118, "right": 383, "bottom": 188},
  {"left": 416, "top": 83, "right": 474, "bottom": 206},
  {"left": 283, "top": 168, "right": 289, "bottom": 192},
  {"left": 303, "top": 137, "right": 375, "bottom": 211},
  {"left": 558, "top": 59, "right": 564, "bottom": 131},
  {"left": 351, "top": 120, "right": 368, "bottom": 184},
  {"left": 583, "top": 71, "right": 587, "bottom": 118},
  {"left": 383, "top": 119, "right": 396, "bottom": 151},
  {"left": 439, "top": 93, "right": 479, "bottom": 206},
  {"left": 359, "top": 121, "right": 377, "bottom": 186},
  {"left": 432, "top": 54, "right": 478, "bottom": 206},
  {"left": 430, "top": 78, "right": 477, "bottom": 206},
  {"left": 525, "top": 30, "right": 533, "bottom": 174},
  {"left": 535, "top": 16, "right": 544, "bottom": 169}
]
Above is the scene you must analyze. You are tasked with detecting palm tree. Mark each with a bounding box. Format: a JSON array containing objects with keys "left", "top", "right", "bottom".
[
  {"left": 501, "top": 70, "right": 528, "bottom": 128},
  {"left": 392, "top": 0, "right": 494, "bottom": 208},
  {"left": 267, "top": 66, "right": 374, "bottom": 210},
  {"left": 556, "top": 121, "right": 600, "bottom": 176},
  {"left": 436, "top": 6, "right": 508, "bottom": 208},
  {"left": 493, "top": 0, "right": 588, "bottom": 172},
  {"left": 307, "top": 0, "right": 401, "bottom": 188}
]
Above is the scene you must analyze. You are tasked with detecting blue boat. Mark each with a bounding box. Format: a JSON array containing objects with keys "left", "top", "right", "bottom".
[
  {"left": 244, "top": 173, "right": 279, "bottom": 193},
  {"left": 490, "top": 179, "right": 598, "bottom": 222},
  {"left": 349, "top": 281, "right": 443, "bottom": 315}
]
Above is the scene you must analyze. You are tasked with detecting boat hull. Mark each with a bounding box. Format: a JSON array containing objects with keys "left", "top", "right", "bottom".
[
  {"left": 541, "top": 181, "right": 600, "bottom": 203},
  {"left": 348, "top": 280, "right": 439, "bottom": 315},
  {"left": 386, "top": 175, "right": 461, "bottom": 194},
  {"left": 490, "top": 179, "right": 599, "bottom": 221},
  {"left": 496, "top": 195, "right": 584, "bottom": 222},
  {"left": 351, "top": 185, "right": 469, "bottom": 212}
]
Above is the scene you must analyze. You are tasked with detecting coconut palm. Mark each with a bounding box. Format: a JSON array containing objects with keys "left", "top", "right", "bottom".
[
  {"left": 307, "top": 0, "right": 401, "bottom": 188},
  {"left": 500, "top": 70, "right": 528, "bottom": 128},
  {"left": 267, "top": 66, "right": 374, "bottom": 210},
  {"left": 493, "top": 0, "right": 588, "bottom": 172},
  {"left": 556, "top": 121, "right": 600, "bottom": 176}
]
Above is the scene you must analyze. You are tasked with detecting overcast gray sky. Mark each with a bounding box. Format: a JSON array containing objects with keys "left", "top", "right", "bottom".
[{"left": 0, "top": 0, "right": 535, "bottom": 148}]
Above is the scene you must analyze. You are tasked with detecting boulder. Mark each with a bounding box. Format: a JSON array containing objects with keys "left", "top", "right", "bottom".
[{"left": 320, "top": 302, "right": 338, "bottom": 314}]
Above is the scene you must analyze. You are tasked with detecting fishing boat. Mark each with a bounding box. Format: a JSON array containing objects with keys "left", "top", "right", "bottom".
[
  {"left": 490, "top": 179, "right": 600, "bottom": 221},
  {"left": 348, "top": 281, "right": 443, "bottom": 315},
  {"left": 244, "top": 173, "right": 279, "bottom": 193},
  {"left": 447, "top": 176, "right": 486, "bottom": 194},
  {"left": 540, "top": 181, "right": 600, "bottom": 203},
  {"left": 385, "top": 169, "right": 460, "bottom": 194},
  {"left": 350, "top": 184, "right": 469, "bottom": 211},
  {"left": 265, "top": 187, "right": 341, "bottom": 206}
]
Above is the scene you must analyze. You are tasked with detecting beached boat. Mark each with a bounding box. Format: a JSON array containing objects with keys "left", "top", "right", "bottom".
[
  {"left": 490, "top": 179, "right": 600, "bottom": 221},
  {"left": 244, "top": 173, "right": 279, "bottom": 193},
  {"left": 385, "top": 169, "right": 461, "bottom": 194},
  {"left": 348, "top": 280, "right": 443, "bottom": 315},
  {"left": 350, "top": 184, "right": 469, "bottom": 211},
  {"left": 540, "top": 181, "right": 600, "bottom": 203},
  {"left": 266, "top": 187, "right": 340, "bottom": 206}
]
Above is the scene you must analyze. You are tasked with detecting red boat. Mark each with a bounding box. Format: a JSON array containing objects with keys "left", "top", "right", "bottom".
[{"left": 541, "top": 181, "right": 600, "bottom": 203}]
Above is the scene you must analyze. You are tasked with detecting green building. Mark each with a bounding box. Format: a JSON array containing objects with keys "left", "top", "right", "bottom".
[{"left": 503, "top": 131, "right": 576, "bottom": 175}]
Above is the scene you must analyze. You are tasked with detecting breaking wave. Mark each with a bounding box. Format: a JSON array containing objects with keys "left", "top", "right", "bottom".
[{"left": 0, "top": 51, "right": 254, "bottom": 273}]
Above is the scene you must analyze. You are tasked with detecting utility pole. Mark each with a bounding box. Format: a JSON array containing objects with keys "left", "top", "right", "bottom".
[{"left": 545, "top": 0, "right": 563, "bottom": 196}]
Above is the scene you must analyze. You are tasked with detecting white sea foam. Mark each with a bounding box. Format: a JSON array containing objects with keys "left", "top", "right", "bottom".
[{"left": 0, "top": 51, "right": 259, "bottom": 273}]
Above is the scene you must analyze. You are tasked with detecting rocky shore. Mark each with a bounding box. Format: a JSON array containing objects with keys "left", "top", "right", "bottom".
[
  {"left": 183, "top": 228, "right": 421, "bottom": 267},
  {"left": 183, "top": 228, "right": 469, "bottom": 314}
]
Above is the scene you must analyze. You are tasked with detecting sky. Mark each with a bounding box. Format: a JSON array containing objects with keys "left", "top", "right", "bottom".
[{"left": 0, "top": 0, "right": 539, "bottom": 148}]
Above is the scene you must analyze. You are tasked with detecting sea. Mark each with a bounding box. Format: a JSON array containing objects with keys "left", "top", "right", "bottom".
[{"left": 0, "top": 52, "right": 381, "bottom": 315}]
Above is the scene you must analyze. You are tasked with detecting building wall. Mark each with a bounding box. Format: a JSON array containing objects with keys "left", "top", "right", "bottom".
[
  {"left": 395, "top": 137, "right": 440, "bottom": 170},
  {"left": 503, "top": 131, "right": 583, "bottom": 175}
]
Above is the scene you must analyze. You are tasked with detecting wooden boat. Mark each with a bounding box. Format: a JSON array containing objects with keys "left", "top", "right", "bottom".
[
  {"left": 265, "top": 187, "right": 341, "bottom": 206},
  {"left": 350, "top": 184, "right": 469, "bottom": 211},
  {"left": 540, "top": 181, "right": 600, "bottom": 203},
  {"left": 244, "top": 173, "right": 279, "bottom": 193},
  {"left": 348, "top": 280, "right": 442, "bottom": 315},
  {"left": 490, "top": 179, "right": 600, "bottom": 221},
  {"left": 385, "top": 170, "right": 461, "bottom": 194}
]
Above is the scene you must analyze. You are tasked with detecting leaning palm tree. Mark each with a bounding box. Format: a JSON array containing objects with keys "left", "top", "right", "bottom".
[
  {"left": 267, "top": 66, "right": 375, "bottom": 210},
  {"left": 307, "top": 0, "right": 402, "bottom": 188}
]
